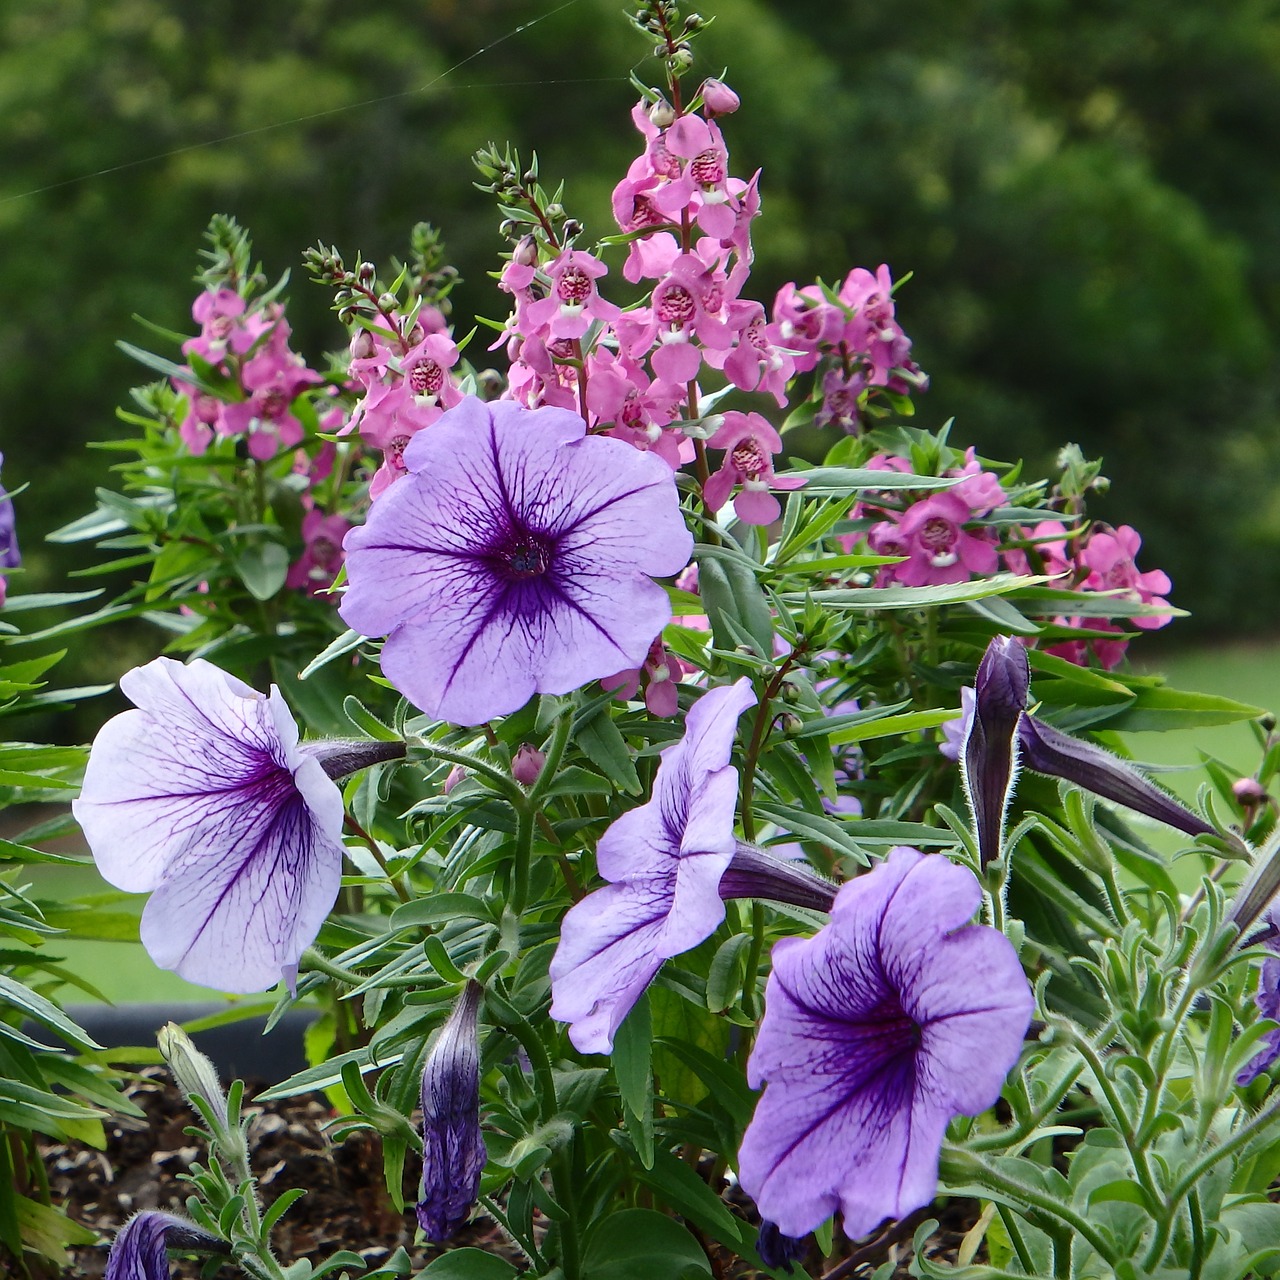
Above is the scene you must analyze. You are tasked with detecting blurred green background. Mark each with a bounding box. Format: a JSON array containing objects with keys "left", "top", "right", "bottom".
[{"left": 4, "top": 0, "right": 1280, "bottom": 701}]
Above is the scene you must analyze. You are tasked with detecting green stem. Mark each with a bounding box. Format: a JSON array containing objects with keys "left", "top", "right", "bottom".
[
  {"left": 479, "top": 1194, "right": 545, "bottom": 1269},
  {"left": 941, "top": 1145, "right": 1117, "bottom": 1265},
  {"left": 739, "top": 653, "right": 799, "bottom": 843},
  {"left": 343, "top": 812, "right": 411, "bottom": 903},
  {"left": 526, "top": 708, "right": 573, "bottom": 806},
  {"left": 510, "top": 798, "right": 535, "bottom": 916},
  {"left": 407, "top": 742, "right": 523, "bottom": 800}
]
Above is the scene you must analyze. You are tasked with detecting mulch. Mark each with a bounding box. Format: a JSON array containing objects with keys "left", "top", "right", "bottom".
[{"left": 39, "top": 1069, "right": 977, "bottom": 1278}]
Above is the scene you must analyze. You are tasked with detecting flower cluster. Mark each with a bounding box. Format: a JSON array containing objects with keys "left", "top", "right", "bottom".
[
  {"left": 1003, "top": 519, "right": 1173, "bottom": 668},
  {"left": 177, "top": 287, "right": 323, "bottom": 461},
  {"left": 773, "top": 264, "right": 928, "bottom": 433}
]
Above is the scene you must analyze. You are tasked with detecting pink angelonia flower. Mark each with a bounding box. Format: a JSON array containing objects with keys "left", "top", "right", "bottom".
[
  {"left": 710, "top": 301, "right": 795, "bottom": 406},
  {"left": 703, "top": 412, "right": 806, "bottom": 526},
  {"left": 1043, "top": 617, "right": 1131, "bottom": 671},
  {"left": 653, "top": 114, "right": 737, "bottom": 239},
  {"left": 769, "top": 283, "right": 844, "bottom": 373},
  {"left": 525, "top": 250, "right": 622, "bottom": 342},
  {"left": 813, "top": 368, "right": 869, "bottom": 434},
  {"left": 602, "top": 635, "right": 692, "bottom": 717},
  {"left": 220, "top": 332, "right": 322, "bottom": 461},
  {"left": 400, "top": 333, "right": 462, "bottom": 411},
  {"left": 947, "top": 448, "right": 1005, "bottom": 516},
  {"left": 894, "top": 492, "right": 998, "bottom": 586},
  {"left": 1001, "top": 519, "right": 1075, "bottom": 579},
  {"left": 1078, "top": 525, "right": 1172, "bottom": 630},
  {"left": 584, "top": 350, "right": 690, "bottom": 470},
  {"left": 177, "top": 389, "right": 225, "bottom": 455},
  {"left": 286, "top": 510, "right": 352, "bottom": 598},
  {"left": 183, "top": 288, "right": 267, "bottom": 363}
]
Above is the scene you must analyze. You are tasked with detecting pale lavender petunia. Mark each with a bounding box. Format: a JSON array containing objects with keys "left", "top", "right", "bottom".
[
  {"left": 339, "top": 396, "right": 693, "bottom": 726},
  {"left": 550, "top": 679, "right": 758, "bottom": 1053},
  {"left": 738, "top": 847, "right": 1033, "bottom": 1240},
  {"left": 73, "top": 657, "right": 348, "bottom": 994}
]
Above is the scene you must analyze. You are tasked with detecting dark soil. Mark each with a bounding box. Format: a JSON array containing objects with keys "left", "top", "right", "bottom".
[{"left": 39, "top": 1069, "right": 978, "bottom": 1278}]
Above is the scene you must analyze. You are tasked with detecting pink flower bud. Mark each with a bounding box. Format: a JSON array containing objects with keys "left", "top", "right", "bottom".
[
  {"left": 1234, "top": 777, "right": 1269, "bottom": 806},
  {"left": 700, "top": 78, "right": 740, "bottom": 118},
  {"left": 512, "top": 744, "right": 547, "bottom": 786},
  {"left": 443, "top": 764, "right": 468, "bottom": 794}
]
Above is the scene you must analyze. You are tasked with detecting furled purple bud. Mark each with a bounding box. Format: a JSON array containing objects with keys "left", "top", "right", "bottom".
[
  {"left": 417, "top": 980, "right": 486, "bottom": 1242},
  {"left": 299, "top": 738, "right": 407, "bottom": 781},
  {"left": 718, "top": 842, "right": 837, "bottom": 914},
  {"left": 1017, "top": 713, "right": 1213, "bottom": 840},
  {"left": 756, "top": 1222, "right": 807, "bottom": 1272},
  {"left": 699, "top": 77, "right": 740, "bottom": 118},
  {"left": 511, "top": 744, "right": 547, "bottom": 786},
  {"left": 443, "top": 764, "right": 468, "bottom": 794},
  {"left": 962, "top": 637, "right": 1029, "bottom": 868},
  {"left": 105, "top": 1211, "right": 227, "bottom": 1280}
]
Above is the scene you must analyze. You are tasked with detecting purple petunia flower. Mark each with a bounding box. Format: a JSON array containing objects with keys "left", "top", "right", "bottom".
[
  {"left": 418, "top": 980, "right": 487, "bottom": 1241},
  {"left": 737, "top": 847, "right": 1033, "bottom": 1240},
  {"left": 339, "top": 396, "right": 693, "bottom": 726},
  {"left": 74, "top": 657, "right": 349, "bottom": 994},
  {"left": 105, "top": 1210, "right": 226, "bottom": 1280},
  {"left": 550, "top": 679, "right": 837, "bottom": 1053},
  {"left": 1237, "top": 955, "right": 1280, "bottom": 1086},
  {"left": 549, "top": 679, "right": 759, "bottom": 1053}
]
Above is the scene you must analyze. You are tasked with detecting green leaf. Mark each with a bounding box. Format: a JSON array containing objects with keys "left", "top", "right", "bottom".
[
  {"left": 299, "top": 628, "right": 366, "bottom": 680},
  {"left": 0, "top": 974, "right": 101, "bottom": 1051},
  {"left": 583, "top": 1208, "right": 711, "bottom": 1280},
  {"left": 697, "top": 547, "right": 774, "bottom": 658},
  {"left": 795, "top": 466, "right": 957, "bottom": 494},
  {"left": 628, "top": 1143, "right": 746, "bottom": 1245},
  {"left": 389, "top": 892, "right": 493, "bottom": 930},
  {"left": 236, "top": 541, "right": 290, "bottom": 600},
  {"left": 1100, "top": 685, "right": 1264, "bottom": 733},
  {"left": 796, "top": 573, "right": 1037, "bottom": 610},
  {"left": 612, "top": 992, "right": 652, "bottom": 1119},
  {"left": 576, "top": 708, "right": 641, "bottom": 795},
  {"left": 418, "top": 1249, "right": 517, "bottom": 1280},
  {"left": 825, "top": 708, "right": 957, "bottom": 745}
]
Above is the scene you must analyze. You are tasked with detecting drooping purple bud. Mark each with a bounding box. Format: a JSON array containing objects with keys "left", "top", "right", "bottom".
[
  {"left": 756, "top": 1221, "right": 807, "bottom": 1272},
  {"left": 961, "top": 637, "right": 1029, "bottom": 868},
  {"left": 1017, "top": 713, "right": 1213, "bottom": 840},
  {"left": 511, "top": 744, "right": 547, "bottom": 786},
  {"left": 718, "top": 842, "right": 837, "bottom": 914},
  {"left": 105, "top": 1211, "right": 228, "bottom": 1280},
  {"left": 299, "top": 738, "right": 407, "bottom": 781},
  {"left": 417, "top": 980, "right": 487, "bottom": 1243},
  {"left": 700, "top": 77, "right": 740, "bottom": 118}
]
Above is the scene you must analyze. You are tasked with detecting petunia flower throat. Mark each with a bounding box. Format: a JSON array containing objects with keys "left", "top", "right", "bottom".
[{"left": 340, "top": 397, "right": 693, "bottom": 725}]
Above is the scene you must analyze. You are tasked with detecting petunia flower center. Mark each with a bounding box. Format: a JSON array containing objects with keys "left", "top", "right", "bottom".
[{"left": 495, "top": 533, "right": 553, "bottom": 580}]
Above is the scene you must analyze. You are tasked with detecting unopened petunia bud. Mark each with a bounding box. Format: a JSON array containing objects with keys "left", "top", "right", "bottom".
[
  {"left": 158, "top": 1023, "right": 229, "bottom": 1136},
  {"left": 443, "top": 764, "right": 468, "bottom": 794},
  {"left": 418, "top": 981, "right": 487, "bottom": 1242},
  {"left": 700, "top": 77, "right": 740, "bottom": 118},
  {"left": 511, "top": 744, "right": 547, "bottom": 786},
  {"left": 105, "top": 1211, "right": 228, "bottom": 1280},
  {"left": 299, "top": 738, "right": 406, "bottom": 782},
  {"left": 962, "top": 636, "right": 1029, "bottom": 868}
]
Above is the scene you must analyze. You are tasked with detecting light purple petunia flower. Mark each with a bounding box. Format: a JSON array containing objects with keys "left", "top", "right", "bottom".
[
  {"left": 418, "top": 980, "right": 487, "bottom": 1241},
  {"left": 550, "top": 679, "right": 759, "bottom": 1053},
  {"left": 74, "top": 657, "right": 348, "bottom": 994},
  {"left": 738, "top": 846, "right": 1033, "bottom": 1240},
  {"left": 105, "top": 1210, "right": 226, "bottom": 1280},
  {"left": 339, "top": 396, "right": 693, "bottom": 726}
]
